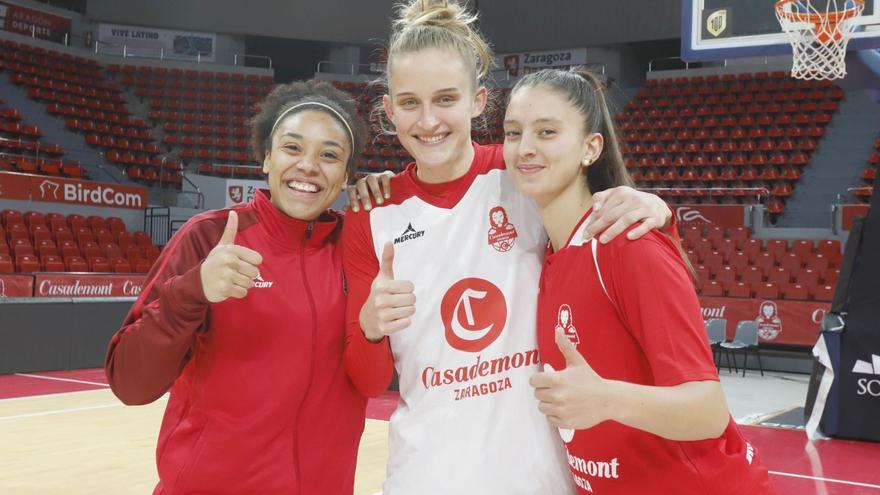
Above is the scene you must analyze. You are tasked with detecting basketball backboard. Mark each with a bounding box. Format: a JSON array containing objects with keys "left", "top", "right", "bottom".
[{"left": 682, "top": 0, "right": 880, "bottom": 61}]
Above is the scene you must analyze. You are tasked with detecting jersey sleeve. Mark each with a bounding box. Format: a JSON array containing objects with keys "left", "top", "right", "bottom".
[
  {"left": 341, "top": 209, "right": 395, "bottom": 397},
  {"left": 104, "top": 214, "right": 221, "bottom": 405},
  {"left": 603, "top": 232, "right": 718, "bottom": 386}
]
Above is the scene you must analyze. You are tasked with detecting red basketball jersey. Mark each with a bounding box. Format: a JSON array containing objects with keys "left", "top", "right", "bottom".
[{"left": 537, "top": 210, "right": 775, "bottom": 495}]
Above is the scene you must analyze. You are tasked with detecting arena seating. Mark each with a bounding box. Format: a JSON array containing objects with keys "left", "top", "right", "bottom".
[
  {"left": 0, "top": 40, "right": 180, "bottom": 188},
  {"left": 855, "top": 135, "right": 879, "bottom": 202},
  {"left": 0, "top": 97, "right": 83, "bottom": 178},
  {"left": 108, "top": 64, "right": 273, "bottom": 172},
  {"left": 0, "top": 207, "right": 160, "bottom": 274},
  {"left": 618, "top": 71, "right": 842, "bottom": 215},
  {"left": 683, "top": 224, "right": 840, "bottom": 301}
]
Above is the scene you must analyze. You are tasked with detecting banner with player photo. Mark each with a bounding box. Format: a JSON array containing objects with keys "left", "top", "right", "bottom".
[
  {"left": 496, "top": 48, "right": 587, "bottom": 77},
  {"left": 0, "top": 1, "right": 71, "bottom": 43},
  {"left": 699, "top": 296, "right": 829, "bottom": 346},
  {"left": 224, "top": 178, "right": 267, "bottom": 206},
  {"left": 97, "top": 23, "right": 215, "bottom": 61}
]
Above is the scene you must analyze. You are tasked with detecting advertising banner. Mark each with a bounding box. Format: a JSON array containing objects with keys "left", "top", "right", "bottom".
[
  {"left": 0, "top": 1, "right": 71, "bottom": 43},
  {"left": 700, "top": 296, "right": 829, "bottom": 346},
  {"left": 0, "top": 172, "right": 148, "bottom": 210},
  {"left": 98, "top": 22, "right": 215, "bottom": 61},
  {"left": 496, "top": 48, "right": 588, "bottom": 77},
  {"left": 675, "top": 204, "right": 748, "bottom": 228},
  {"left": 225, "top": 178, "right": 266, "bottom": 206},
  {"left": 0, "top": 274, "right": 34, "bottom": 297},
  {"left": 33, "top": 273, "right": 146, "bottom": 298}
]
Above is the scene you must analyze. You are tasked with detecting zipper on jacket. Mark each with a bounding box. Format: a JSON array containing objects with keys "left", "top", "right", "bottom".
[{"left": 293, "top": 220, "right": 318, "bottom": 494}]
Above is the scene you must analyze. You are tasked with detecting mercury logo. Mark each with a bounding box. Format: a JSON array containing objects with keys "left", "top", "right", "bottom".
[
  {"left": 394, "top": 223, "right": 425, "bottom": 245},
  {"left": 853, "top": 354, "right": 880, "bottom": 397},
  {"left": 253, "top": 271, "right": 274, "bottom": 289}
]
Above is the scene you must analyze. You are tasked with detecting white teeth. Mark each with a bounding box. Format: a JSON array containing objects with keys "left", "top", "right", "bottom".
[
  {"left": 287, "top": 181, "right": 319, "bottom": 193},
  {"left": 418, "top": 134, "right": 447, "bottom": 144}
]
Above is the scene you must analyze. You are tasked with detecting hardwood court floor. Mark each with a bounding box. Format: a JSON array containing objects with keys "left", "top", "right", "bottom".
[{"left": 2, "top": 370, "right": 880, "bottom": 494}]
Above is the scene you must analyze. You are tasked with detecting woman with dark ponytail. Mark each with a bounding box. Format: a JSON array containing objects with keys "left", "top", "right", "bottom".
[{"left": 504, "top": 68, "right": 775, "bottom": 494}]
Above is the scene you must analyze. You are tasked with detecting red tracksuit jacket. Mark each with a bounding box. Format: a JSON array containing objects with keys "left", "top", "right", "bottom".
[{"left": 105, "top": 190, "right": 366, "bottom": 494}]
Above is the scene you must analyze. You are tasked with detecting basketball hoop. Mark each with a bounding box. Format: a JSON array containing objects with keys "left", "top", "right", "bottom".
[{"left": 776, "top": 0, "right": 865, "bottom": 80}]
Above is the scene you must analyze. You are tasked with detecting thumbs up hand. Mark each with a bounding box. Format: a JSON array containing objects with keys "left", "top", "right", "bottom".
[
  {"left": 529, "top": 328, "right": 615, "bottom": 430},
  {"left": 359, "top": 241, "right": 416, "bottom": 342},
  {"left": 199, "top": 210, "right": 264, "bottom": 303}
]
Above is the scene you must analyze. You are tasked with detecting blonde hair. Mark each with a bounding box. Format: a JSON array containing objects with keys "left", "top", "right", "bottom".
[
  {"left": 388, "top": 0, "right": 493, "bottom": 89},
  {"left": 373, "top": 0, "right": 495, "bottom": 137}
]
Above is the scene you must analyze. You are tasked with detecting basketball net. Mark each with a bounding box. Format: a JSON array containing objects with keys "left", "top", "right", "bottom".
[{"left": 775, "top": 0, "right": 865, "bottom": 80}]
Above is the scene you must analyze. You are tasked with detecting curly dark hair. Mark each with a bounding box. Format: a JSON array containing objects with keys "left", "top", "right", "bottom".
[{"left": 250, "top": 80, "right": 367, "bottom": 177}]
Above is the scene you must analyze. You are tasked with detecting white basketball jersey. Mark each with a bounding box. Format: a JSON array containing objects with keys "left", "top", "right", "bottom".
[{"left": 368, "top": 165, "right": 574, "bottom": 494}]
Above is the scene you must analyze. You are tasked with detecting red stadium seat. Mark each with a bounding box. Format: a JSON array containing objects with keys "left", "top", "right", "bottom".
[
  {"left": 16, "top": 254, "right": 40, "bottom": 272},
  {"left": 814, "top": 285, "right": 835, "bottom": 302},
  {"left": 727, "top": 282, "right": 751, "bottom": 298},
  {"left": 765, "top": 239, "right": 787, "bottom": 262},
  {"left": 88, "top": 257, "right": 110, "bottom": 272},
  {"left": 780, "top": 253, "right": 802, "bottom": 273},
  {"left": 805, "top": 253, "right": 830, "bottom": 273},
  {"left": 65, "top": 256, "right": 88, "bottom": 272},
  {"left": 741, "top": 266, "right": 764, "bottom": 287},
  {"left": 42, "top": 255, "right": 65, "bottom": 271},
  {"left": 767, "top": 267, "right": 792, "bottom": 286},
  {"left": 755, "top": 283, "right": 780, "bottom": 299},
  {"left": 110, "top": 258, "right": 131, "bottom": 273},
  {"left": 134, "top": 258, "right": 152, "bottom": 274},
  {"left": 701, "top": 280, "right": 723, "bottom": 297},
  {"left": 784, "top": 284, "right": 809, "bottom": 300},
  {"left": 0, "top": 254, "right": 13, "bottom": 273}
]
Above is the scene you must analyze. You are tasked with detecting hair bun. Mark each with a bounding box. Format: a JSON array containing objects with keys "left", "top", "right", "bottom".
[{"left": 397, "top": 0, "right": 477, "bottom": 30}]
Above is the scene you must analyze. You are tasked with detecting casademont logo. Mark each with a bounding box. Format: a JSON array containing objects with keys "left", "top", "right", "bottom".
[
  {"left": 853, "top": 354, "right": 880, "bottom": 397},
  {"left": 39, "top": 180, "right": 144, "bottom": 208},
  {"left": 676, "top": 206, "right": 712, "bottom": 224}
]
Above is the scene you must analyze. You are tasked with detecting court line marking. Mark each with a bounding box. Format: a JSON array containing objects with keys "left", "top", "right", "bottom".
[
  {"left": 0, "top": 395, "right": 168, "bottom": 420},
  {"left": 13, "top": 372, "right": 110, "bottom": 387},
  {"left": 0, "top": 388, "right": 115, "bottom": 402},
  {"left": 769, "top": 471, "right": 880, "bottom": 489}
]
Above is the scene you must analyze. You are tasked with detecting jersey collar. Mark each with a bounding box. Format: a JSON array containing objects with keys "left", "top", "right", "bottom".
[{"left": 253, "top": 189, "right": 341, "bottom": 249}]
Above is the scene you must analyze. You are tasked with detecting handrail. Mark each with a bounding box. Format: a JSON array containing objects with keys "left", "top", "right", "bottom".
[
  {"left": 639, "top": 186, "right": 771, "bottom": 200},
  {"left": 316, "top": 61, "right": 383, "bottom": 76},
  {"left": 233, "top": 54, "right": 273, "bottom": 69},
  {"left": 180, "top": 173, "right": 205, "bottom": 209},
  {"left": 0, "top": 22, "right": 272, "bottom": 70},
  {"left": 648, "top": 57, "right": 692, "bottom": 72}
]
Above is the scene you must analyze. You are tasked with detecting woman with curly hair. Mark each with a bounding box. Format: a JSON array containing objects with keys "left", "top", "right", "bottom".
[{"left": 105, "top": 80, "right": 369, "bottom": 495}]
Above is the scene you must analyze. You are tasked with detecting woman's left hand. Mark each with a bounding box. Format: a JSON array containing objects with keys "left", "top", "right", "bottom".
[
  {"left": 529, "top": 329, "right": 616, "bottom": 431},
  {"left": 347, "top": 171, "right": 394, "bottom": 212},
  {"left": 584, "top": 186, "right": 672, "bottom": 244}
]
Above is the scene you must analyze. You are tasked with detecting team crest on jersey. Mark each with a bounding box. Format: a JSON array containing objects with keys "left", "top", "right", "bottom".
[
  {"left": 555, "top": 304, "right": 579, "bottom": 346},
  {"left": 755, "top": 300, "right": 782, "bottom": 340},
  {"left": 487, "top": 206, "right": 517, "bottom": 252}
]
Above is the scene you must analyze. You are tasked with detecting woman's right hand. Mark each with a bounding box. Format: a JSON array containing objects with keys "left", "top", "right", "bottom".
[
  {"left": 200, "top": 211, "right": 263, "bottom": 303},
  {"left": 347, "top": 171, "right": 394, "bottom": 212},
  {"left": 359, "top": 242, "right": 416, "bottom": 342}
]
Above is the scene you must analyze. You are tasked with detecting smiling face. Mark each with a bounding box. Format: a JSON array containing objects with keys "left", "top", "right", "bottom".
[
  {"left": 262, "top": 110, "right": 350, "bottom": 220},
  {"left": 383, "top": 48, "right": 487, "bottom": 183},
  {"left": 502, "top": 85, "right": 603, "bottom": 207}
]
